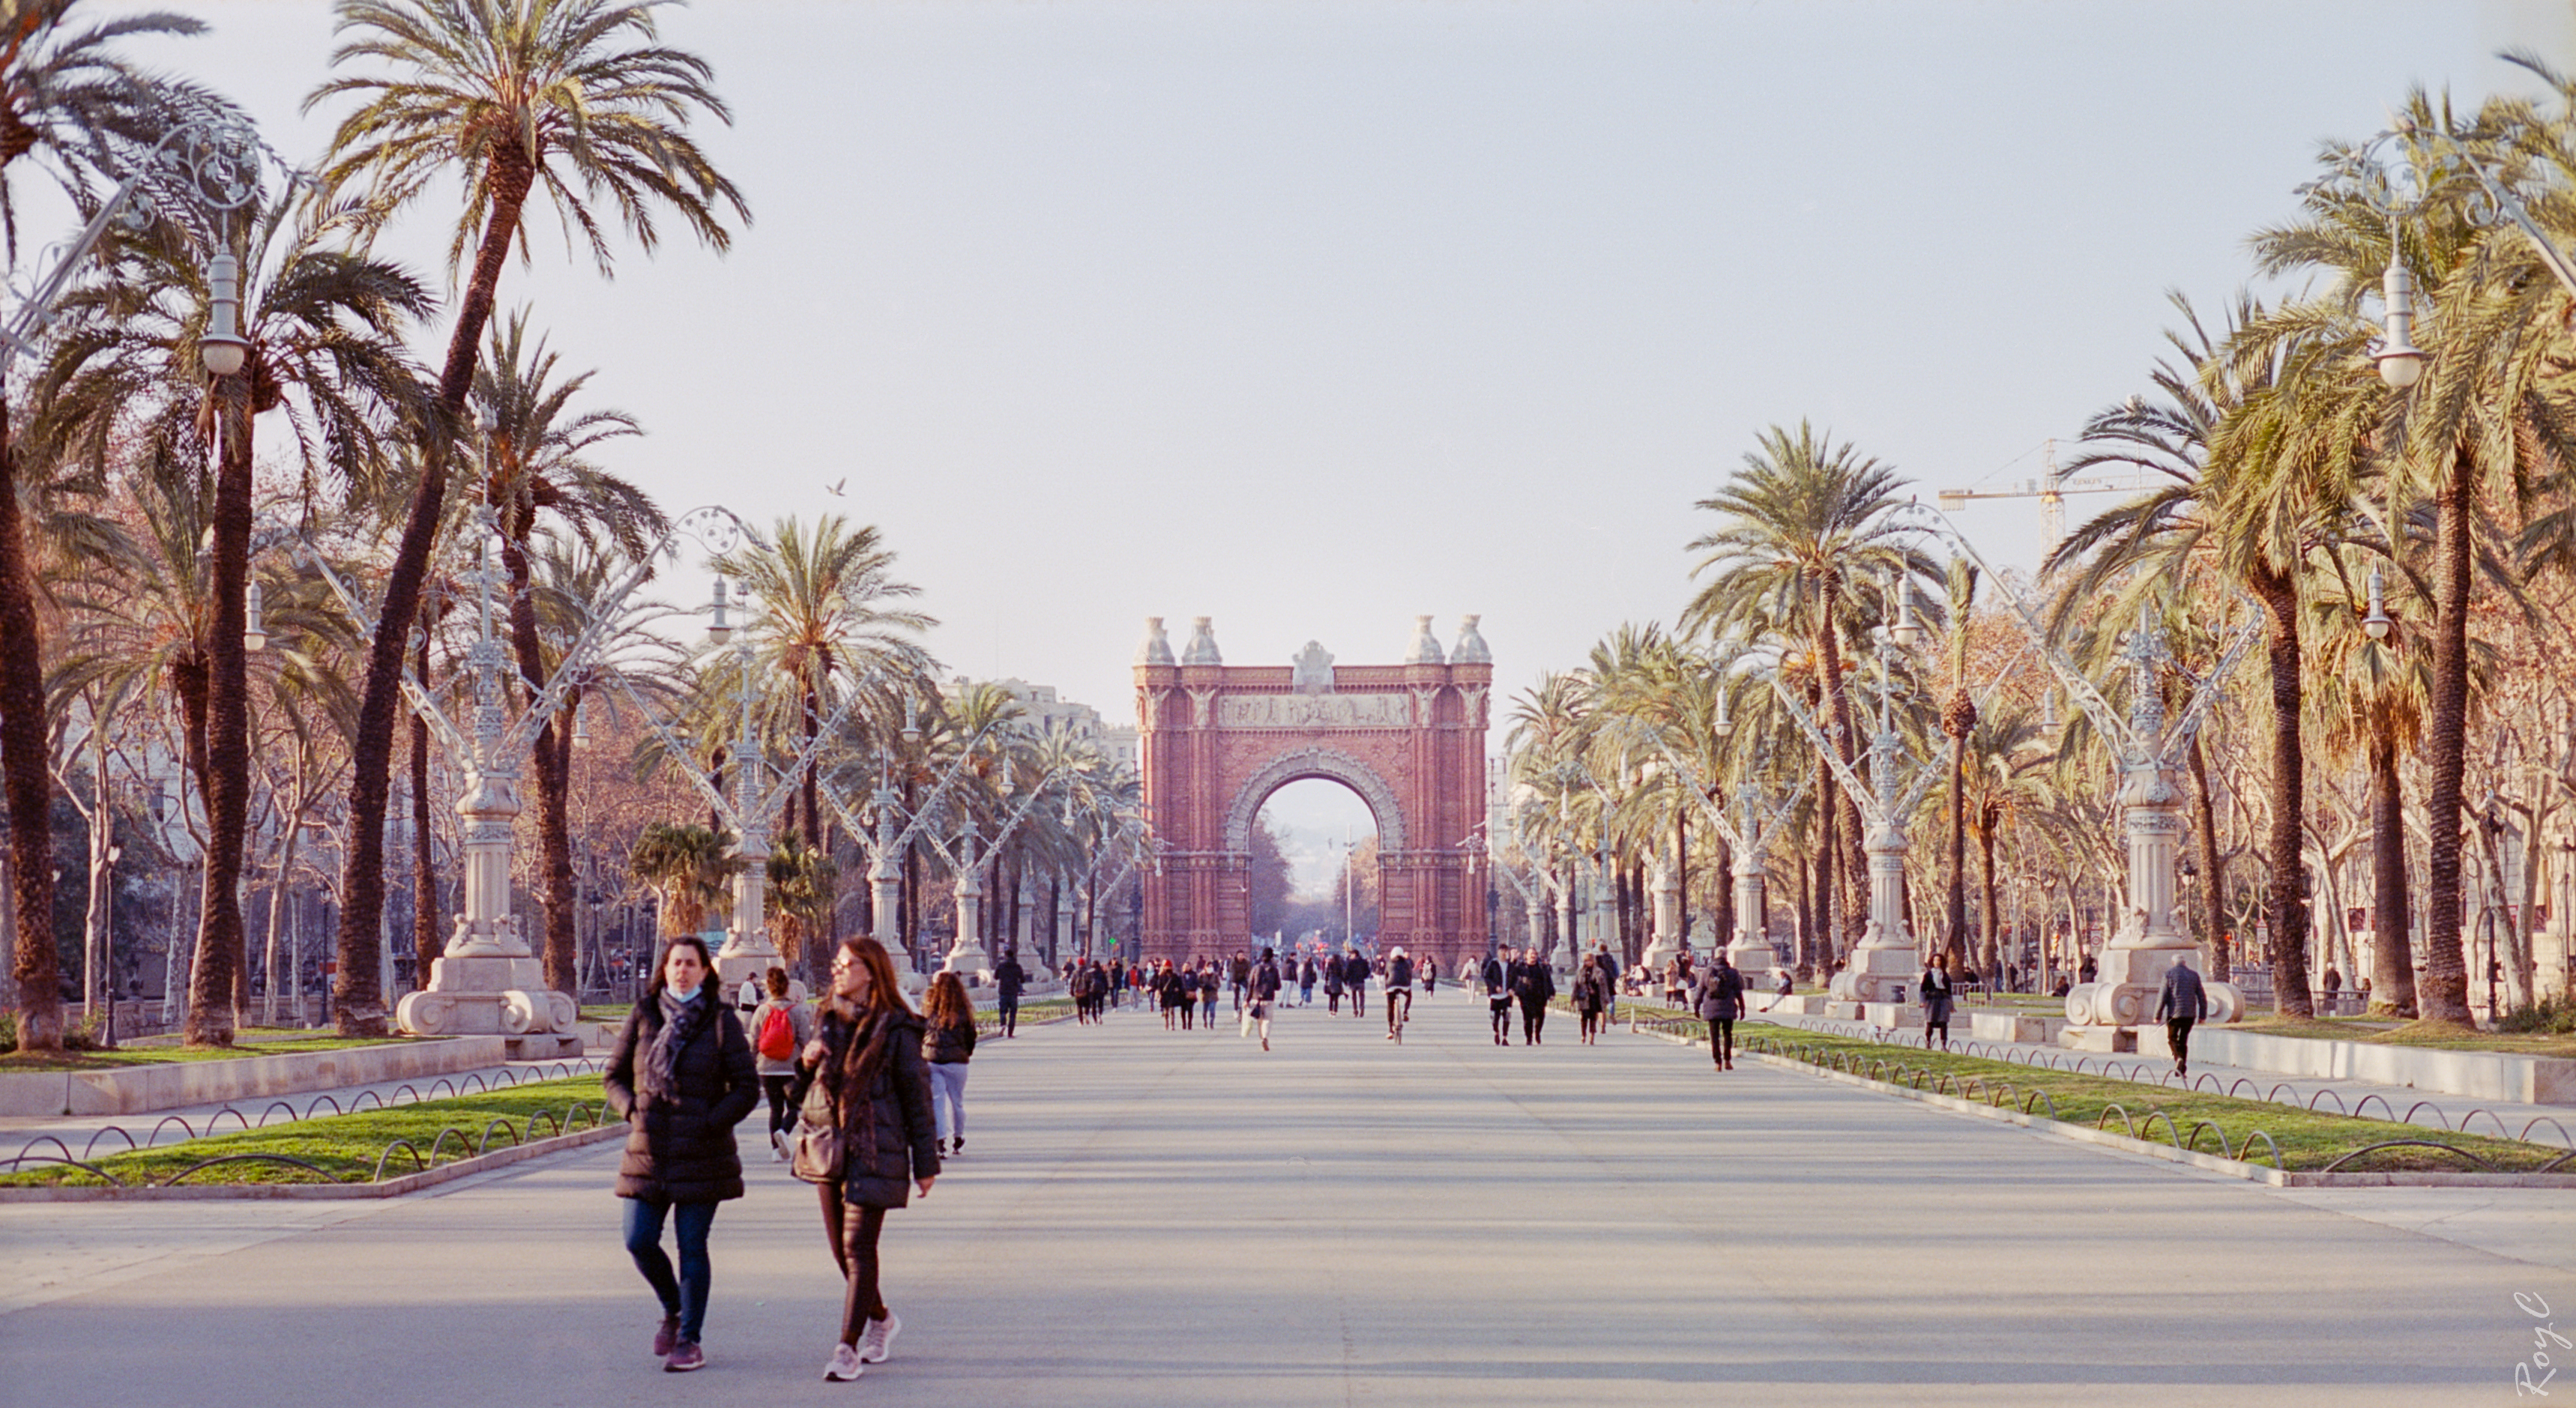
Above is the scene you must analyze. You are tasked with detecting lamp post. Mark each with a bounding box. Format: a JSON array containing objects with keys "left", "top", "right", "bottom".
[
  {"left": 292, "top": 504, "right": 767, "bottom": 1052},
  {"left": 1764, "top": 604, "right": 1941, "bottom": 1014},
  {"left": 1899, "top": 505, "right": 2259, "bottom": 1036}
]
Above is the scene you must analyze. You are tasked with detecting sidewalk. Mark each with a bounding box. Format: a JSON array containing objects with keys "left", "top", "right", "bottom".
[
  {"left": 1741, "top": 1008, "right": 2576, "bottom": 1149},
  {"left": 1, "top": 991, "right": 2568, "bottom": 1406}
]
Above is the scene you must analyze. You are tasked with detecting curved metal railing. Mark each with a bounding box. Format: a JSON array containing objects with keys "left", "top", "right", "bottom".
[{"left": 0, "top": 1058, "right": 607, "bottom": 1179}]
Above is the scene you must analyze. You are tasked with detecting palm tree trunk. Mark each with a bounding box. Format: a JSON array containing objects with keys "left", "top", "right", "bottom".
[
  {"left": 2366, "top": 732, "right": 2417, "bottom": 1017},
  {"left": 188, "top": 386, "right": 256, "bottom": 1046},
  {"left": 1977, "top": 812, "right": 1999, "bottom": 980},
  {"left": 411, "top": 624, "right": 441, "bottom": 985},
  {"left": 2189, "top": 734, "right": 2228, "bottom": 982},
  {"left": 498, "top": 534, "right": 579, "bottom": 995},
  {"left": 0, "top": 393, "right": 64, "bottom": 1051},
  {"left": 2252, "top": 566, "right": 2314, "bottom": 1018},
  {"left": 335, "top": 149, "right": 538, "bottom": 1036},
  {"left": 2418, "top": 445, "right": 2474, "bottom": 1022},
  {"left": 1946, "top": 731, "right": 1969, "bottom": 969}
]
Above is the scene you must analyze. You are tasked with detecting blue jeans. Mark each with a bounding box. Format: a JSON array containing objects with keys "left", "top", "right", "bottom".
[
  {"left": 930, "top": 1061, "right": 969, "bottom": 1143},
  {"left": 623, "top": 1197, "right": 719, "bottom": 1343}
]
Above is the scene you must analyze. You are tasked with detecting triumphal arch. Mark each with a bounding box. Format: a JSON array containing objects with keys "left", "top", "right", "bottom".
[{"left": 1133, "top": 614, "right": 1492, "bottom": 970}]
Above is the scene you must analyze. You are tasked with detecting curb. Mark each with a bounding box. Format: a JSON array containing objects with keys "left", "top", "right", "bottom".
[
  {"left": 1636, "top": 1026, "right": 2576, "bottom": 1189},
  {"left": 0, "top": 1121, "right": 629, "bottom": 1203}
]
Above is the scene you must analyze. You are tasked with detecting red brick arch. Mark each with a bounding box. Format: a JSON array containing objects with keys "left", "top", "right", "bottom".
[{"left": 1133, "top": 617, "right": 1491, "bottom": 969}]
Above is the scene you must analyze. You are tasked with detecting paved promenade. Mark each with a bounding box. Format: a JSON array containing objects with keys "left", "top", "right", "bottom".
[{"left": 2, "top": 991, "right": 2569, "bottom": 1407}]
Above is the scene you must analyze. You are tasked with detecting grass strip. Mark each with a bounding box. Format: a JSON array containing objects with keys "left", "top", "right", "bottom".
[
  {"left": 0, "top": 1076, "right": 613, "bottom": 1188},
  {"left": 0, "top": 1036, "right": 434, "bottom": 1072},
  {"left": 975, "top": 997, "right": 1073, "bottom": 1033},
  {"left": 1686, "top": 1021, "right": 2566, "bottom": 1174}
]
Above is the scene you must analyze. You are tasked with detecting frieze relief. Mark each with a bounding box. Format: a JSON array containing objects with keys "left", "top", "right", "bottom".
[{"left": 1216, "top": 692, "right": 1414, "bottom": 729}]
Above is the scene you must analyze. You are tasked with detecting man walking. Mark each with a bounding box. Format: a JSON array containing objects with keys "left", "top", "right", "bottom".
[
  {"left": 1346, "top": 950, "right": 1369, "bottom": 1019},
  {"left": 2158, "top": 955, "right": 2209, "bottom": 1077},
  {"left": 1482, "top": 947, "right": 1513, "bottom": 1045},
  {"left": 1230, "top": 949, "right": 1252, "bottom": 1013},
  {"left": 1512, "top": 949, "right": 1555, "bottom": 1045},
  {"left": 994, "top": 949, "right": 1028, "bottom": 1037},
  {"left": 1694, "top": 951, "right": 1746, "bottom": 1071}
]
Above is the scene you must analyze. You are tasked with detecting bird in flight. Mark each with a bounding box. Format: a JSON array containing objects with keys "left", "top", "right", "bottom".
[{"left": 826, "top": 477, "right": 848, "bottom": 497}]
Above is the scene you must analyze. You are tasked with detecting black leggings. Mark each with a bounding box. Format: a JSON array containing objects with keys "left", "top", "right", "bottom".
[
  {"left": 762, "top": 1075, "right": 795, "bottom": 1140},
  {"left": 821, "top": 1187, "right": 890, "bottom": 1343},
  {"left": 1520, "top": 1000, "right": 1546, "bottom": 1043},
  {"left": 1708, "top": 1017, "right": 1734, "bottom": 1064}
]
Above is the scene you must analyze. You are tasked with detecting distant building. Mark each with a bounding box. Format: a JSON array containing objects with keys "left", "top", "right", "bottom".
[{"left": 949, "top": 677, "right": 1138, "bottom": 771}]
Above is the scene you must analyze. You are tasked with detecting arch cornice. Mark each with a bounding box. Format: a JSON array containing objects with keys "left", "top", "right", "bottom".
[{"left": 1222, "top": 746, "right": 1408, "bottom": 855}]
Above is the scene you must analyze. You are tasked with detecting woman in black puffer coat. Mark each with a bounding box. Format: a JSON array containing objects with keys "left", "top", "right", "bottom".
[
  {"left": 789, "top": 935, "right": 941, "bottom": 1383},
  {"left": 603, "top": 934, "right": 759, "bottom": 1373}
]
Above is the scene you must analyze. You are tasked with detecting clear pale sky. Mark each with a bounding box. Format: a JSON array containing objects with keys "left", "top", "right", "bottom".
[{"left": 85, "top": 1, "right": 2576, "bottom": 879}]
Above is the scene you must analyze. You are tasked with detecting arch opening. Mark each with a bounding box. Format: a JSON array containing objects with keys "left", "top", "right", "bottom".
[{"left": 1252, "top": 778, "right": 1380, "bottom": 953}]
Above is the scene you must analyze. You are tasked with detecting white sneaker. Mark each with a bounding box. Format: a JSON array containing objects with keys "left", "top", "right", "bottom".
[
  {"left": 824, "top": 1344, "right": 863, "bottom": 1381},
  {"left": 857, "top": 1311, "right": 902, "bottom": 1364}
]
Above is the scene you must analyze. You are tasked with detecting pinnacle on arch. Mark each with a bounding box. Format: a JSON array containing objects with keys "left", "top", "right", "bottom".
[
  {"left": 1182, "top": 616, "right": 1223, "bottom": 666},
  {"left": 1404, "top": 614, "right": 1444, "bottom": 665},
  {"left": 1452, "top": 614, "right": 1491, "bottom": 664},
  {"left": 1136, "top": 616, "right": 1176, "bottom": 666}
]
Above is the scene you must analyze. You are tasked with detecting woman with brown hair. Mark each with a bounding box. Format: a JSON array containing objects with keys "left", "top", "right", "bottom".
[
  {"left": 603, "top": 934, "right": 759, "bottom": 1373},
  {"left": 920, "top": 970, "right": 977, "bottom": 1155},
  {"left": 790, "top": 936, "right": 940, "bottom": 1383}
]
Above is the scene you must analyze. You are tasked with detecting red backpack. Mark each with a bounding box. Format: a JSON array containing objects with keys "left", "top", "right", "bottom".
[{"left": 755, "top": 1003, "right": 796, "bottom": 1061}]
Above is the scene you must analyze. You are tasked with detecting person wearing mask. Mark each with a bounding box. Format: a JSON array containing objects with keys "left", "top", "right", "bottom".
[
  {"left": 1482, "top": 947, "right": 1515, "bottom": 1045},
  {"left": 748, "top": 966, "right": 815, "bottom": 1161},
  {"left": 792, "top": 936, "right": 940, "bottom": 1383},
  {"left": 921, "top": 970, "right": 977, "bottom": 1156},
  {"left": 992, "top": 949, "right": 1027, "bottom": 1038},
  {"left": 604, "top": 935, "right": 760, "bottom": 1374},
  {"left": 1694, "top": 951, "right": 1746, "bottom": 1071},
  {"left": 1512, "top": 950, "right": 1556, "bottom": 1045}
]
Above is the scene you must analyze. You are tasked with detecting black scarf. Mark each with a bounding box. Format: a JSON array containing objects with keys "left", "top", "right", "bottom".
[{"left": 646, "top": 986, "right": 714, "bottom": 1099}]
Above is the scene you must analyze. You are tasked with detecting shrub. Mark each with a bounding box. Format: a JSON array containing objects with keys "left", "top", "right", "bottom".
[{"left": 2494, "top": 993, "right": 2576, "bottom": 1036}]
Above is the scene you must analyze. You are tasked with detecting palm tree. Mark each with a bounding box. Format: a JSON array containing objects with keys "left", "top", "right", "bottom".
[
  {"left": 469, "top": 309, "right": 661, "bottom": 997},
  {"left": 1684, "top": 422, "right": 1938, "bottom": 958},
  {"left": 2304, "top": 549, "right": 2434, "bottom": 1017},
  {"left": 0, "top": 2, "right": 214, "bottom": 1050},
  {"left": 32, "top": 188, "right": 429, "bottom": 1044},
  {"left": 630, "top": 821, "right": 738, "bottom": 939},
  {"left": 713, "top": 516, "right": 936, "bottom": 852},
  {"left": 309, "top": 0, "right": 747, "bottom": 1033},
  {"left": 2054, "top": 285, "right": 2376, "bottom": 1017},
  {"left": 1937, "top": 559, "right": 1980, "bottom": 970},
  {"left": 2335, "top": 75, "right": 2576, "bottom": 1023}
]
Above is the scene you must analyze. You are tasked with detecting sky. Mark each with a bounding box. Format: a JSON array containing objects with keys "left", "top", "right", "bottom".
[{"left": 76, "top": 0, "right": 2576, "bottom": 887}]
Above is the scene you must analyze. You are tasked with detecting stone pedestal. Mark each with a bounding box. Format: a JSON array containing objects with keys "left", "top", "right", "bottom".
[
  {"left": 393, "top": 745, "right": 576, "bottom": 1057},
  {"left": 2059, "top": 744, "right": 2242, "bottom": 1038},
  {"left": 1640, "top": 856, "right": 1686, "bottom": 972}
]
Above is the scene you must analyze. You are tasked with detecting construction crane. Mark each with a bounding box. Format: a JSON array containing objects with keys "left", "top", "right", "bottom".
[{"left": 1935, "top": 439, "right": 2158, "bottom": 555}]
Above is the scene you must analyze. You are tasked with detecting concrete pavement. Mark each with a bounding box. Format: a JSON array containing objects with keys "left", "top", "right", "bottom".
[{"left": 1, "top": 988, "right": 2569, "bottom": 1407}]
